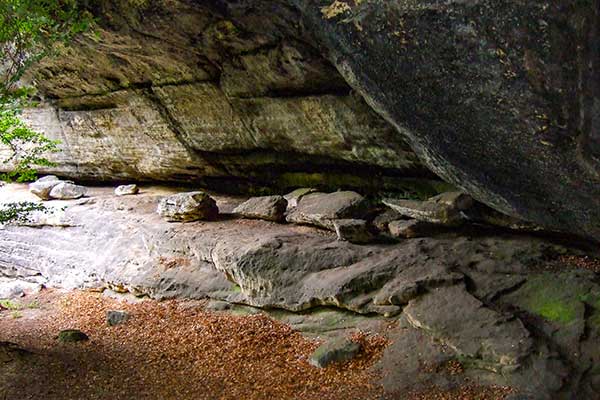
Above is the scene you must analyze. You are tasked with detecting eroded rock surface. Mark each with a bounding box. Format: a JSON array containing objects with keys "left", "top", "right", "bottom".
[
  {"left": 0, "top": 0, "right": 425, "bottom": 196},
  {"left": 157, "top": 191, "right": 218, "bottom": 222},
  {"left": 233, "top": 195, "right": 287, "bottom": 222},
  {"left": 1, "top": 184, "right": 599, "bottom": 397},
  {"left": 286, "top": 191, "right": 368, "bottom": 230},
  {"left": 293, "top": 0, "right": 600, "bottom": 240}
]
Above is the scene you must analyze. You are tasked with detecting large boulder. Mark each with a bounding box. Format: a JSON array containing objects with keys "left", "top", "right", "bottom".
[
  {"left": 29, "top": 178, "right": 62, "bottom": 200},
  {"left": 233, "top": 195, "right": 288, "bottom": 222},
  {"left": 49, "top": 182, "right": 87, "bottom": 200},
  {"left": 293, "top": 0, "right": 600, "bottom": 240},
  {"left": 383, "top": 192, "right": 474, "bottom": 226},
  {"left": 157, "top": 191, "right": 219, "bottom": 222},
  {"left": 286, "top": 191, "right": 369, "bottom": 230}
]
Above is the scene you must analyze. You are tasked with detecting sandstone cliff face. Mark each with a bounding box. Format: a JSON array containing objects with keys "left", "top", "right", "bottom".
[
  {"left": 3, "top": 0, "right": 600, "bottom": 239},
  {"left": 4, "top": 0, "right": 425, "bottom": 194}
]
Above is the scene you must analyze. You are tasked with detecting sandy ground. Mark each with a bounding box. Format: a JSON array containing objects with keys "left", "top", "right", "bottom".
[{"left": 0, "top": 290, "right": 516, "bottom": 400}]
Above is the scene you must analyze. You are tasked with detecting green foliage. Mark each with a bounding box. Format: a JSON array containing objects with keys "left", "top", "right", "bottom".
[
  {"left": 0, "top": 299, "right": 21, "bottom": 310},
  {"left": 0, "top": 0, "right": 92, "bottom": 182},
  {"left": 0, "top": 201, "right": 49, "bottom": 224},
  {"left": 0, "top": 101, "right": 60, "bottom": 182},
  {"left": 0, "top": 299, "right": 40, "bottom": 310},
  {"left": 0, "top": 0, "right": 92, "bottom": 96}
]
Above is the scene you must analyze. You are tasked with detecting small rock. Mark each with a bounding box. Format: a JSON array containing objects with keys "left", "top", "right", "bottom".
[
  {"left": 333, "top": 219, "right": 374, "bottom": 244},
  {"left": 286, "top": 191, "right": 369, "bottom": 230},
  {"left": 309, "top": 338, "right": 361, "bottom": 368},
  {"left": 29, "top": 179, "right": 62, "bottom": 200},
  {"left": 284, "top": 188, "right": 317, "bottom": 210},
  {"left": 464, "top": 203, "right": 540, "bottom": 231},
  {"left": 115, "top": 184, "right": 139, "bottom": 196},
  {"left": 57, "top": 329, "right": 89, "bottom": 343},
  {"left": 372, "top": 208, "right": 406, "bottom": 233},
  {"left": 388, "top": 220, "right": 443, "bottom": 239},
  {"left": 36, "top": 175, "right": 60, "bottom": 183},
  {"left": 0, "top": 278, "right": 42, "bottom": 299},
  {"left": 107, "top": 310, "right": 130, "bottom": 326},
  {"left": 49, "top": 182, "right": 87, "bottom": 200},
  {"left": 0, "top": 342, "right": 31, "bottom": 363},
  {"left": 157, "top": 191, "right": 219, "bottom": 222},
  {"left": 233, "top": 195, "right": 287, "bottom": 222},
  {"left": 206, "top": 300, "right": 232, "bottom": 312},
  {"left": 383, "top": 191, "right": 473, "bottom": 226}
]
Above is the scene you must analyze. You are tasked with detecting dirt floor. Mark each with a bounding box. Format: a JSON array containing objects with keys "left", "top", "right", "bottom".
[{"left": 0, "top": 290, "right": 514, "bottom": 400}]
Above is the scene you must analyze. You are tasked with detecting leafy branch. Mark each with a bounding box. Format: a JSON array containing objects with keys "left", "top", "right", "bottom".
[
  {"left": 0, "top": 201, "right": 49, "bottom": 224},
  {"left": 0, "top": 0, "right": 92, "bottom": 182}
]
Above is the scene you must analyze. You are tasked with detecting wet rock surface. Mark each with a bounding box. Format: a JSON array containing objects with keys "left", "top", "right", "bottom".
[{"left": 0, "top": 184, "right": 599, "bottom": 397}]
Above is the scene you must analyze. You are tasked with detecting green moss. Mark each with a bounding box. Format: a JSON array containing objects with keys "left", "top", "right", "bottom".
[
  {"left": 507, "top": 273, "right": 587, "bottom": 325},
  {"left": 534, "top": 300, "right": 578, "bottom": 324}
]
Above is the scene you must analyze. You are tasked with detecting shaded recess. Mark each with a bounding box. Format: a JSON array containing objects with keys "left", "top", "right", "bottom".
[{"left": 6, "top": 0, "right": 431, "bottom": 196}]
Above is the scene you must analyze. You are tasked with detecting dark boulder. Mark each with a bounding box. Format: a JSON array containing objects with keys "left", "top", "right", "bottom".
[{"left": 292, "top": 0, "right": 600, "bottom": 240}]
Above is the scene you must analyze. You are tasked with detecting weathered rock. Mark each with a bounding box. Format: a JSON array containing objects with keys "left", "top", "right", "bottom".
[
  {"left": 157, "top": 192, "right": 218, "bottom": 222},
  {"left": 233, "top": 196, "right": 287, "bottom": 222},
  {"left": 36, "top": 175, "right": 60, "bottom": 183},
  {"left": 205, "top": 300, "right": 232, "bottom": 312},
  {"left": 286, "top": 191, "right": 369, "bottom": 230},
  {"left": 388, "top": 220, "right": 442, "bottom": 239},
  {"left": 404, "top": 285, "right": 533, "bottom": 373},
  {"left": 57, "top": 329, "right": 89, "bottom": 343},
  {"left": 294, "top": 0, "right": 600, "bottom": 240},
  {"left": 284, "top": 188, "right": 317, "bottom": 210},
  {"left": 0, "top": 1, "right": 425, "bottom": 196},
  {"left": 0, "top": 278, "right": 42, "bottom": 299},
  {"left": 372, "top": 208, "right": 405, "bottom": 234},
  {"left": 115, "top": 184, "right": 139, "bottom": 197},
  {"left": 107, "top": 310, "right": 130, "bottom": 326},
  {"left": 309, "top": 338, "right": 361, "bottom": 368},
  {"left": 383, "top": 192, "right": 473, "bottom": 226},
  {"left": 29, "top": 179, "right": 62, "bottom": 200},
  {"left": 49, "top": 182, "right": 87, "bottom": 200},
  {"left": 464, "top": 203, "right": 542, "bottom": 232},
  {"left": 4, "top": 0, "right": 599, "bottom": 241},
  {"left": 332, "top": 219, "right": 373, "bottom": 244},
  {"left": 2, "top": 185, "right": 600, "bottom": 397}
]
